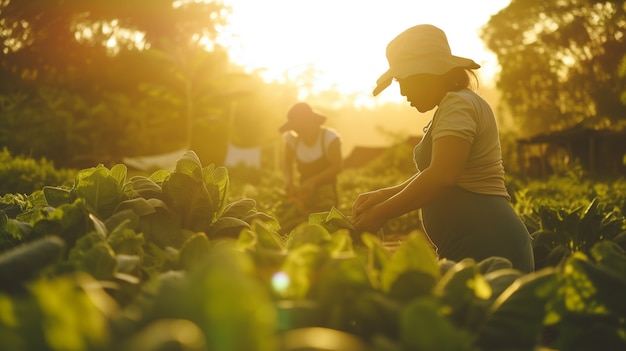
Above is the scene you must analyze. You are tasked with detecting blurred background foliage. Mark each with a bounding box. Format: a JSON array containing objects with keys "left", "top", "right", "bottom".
[{"left": 0, "top": 0, "right": 624, "bottom": 176}]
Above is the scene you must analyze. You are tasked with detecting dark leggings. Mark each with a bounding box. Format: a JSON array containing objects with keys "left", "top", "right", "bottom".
[{"left": 422, "top": 187, "right": 535, "bottom": 273}]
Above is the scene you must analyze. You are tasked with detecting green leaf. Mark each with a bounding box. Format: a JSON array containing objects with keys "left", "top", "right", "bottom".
[
  {"left": 482, "top": 268, "right": 524, "bottom": 301},
  {"left": 280, "top": 244, "right": 326, "bottom": 299},
  {"left": 68, "top": 232, "right": 117, "bottom": 280},
  {"left": 30, "top": 274, "right": 115, "bottom": 351},
  {"left": 106, "top": 219, "right": 145, "bottom": 257},
  {"left": 209, "top": 216, "right": 249, "bottom": 239},
  {"left": 251, "top": 220, "right": 284, "bottom": 251},
  {"left": 162, "top": 172, "right": 213, "bottom": 231},
  {"left": 400, "top": 297, "right": 473, "bottom": 351},
  {"left": 203, "top": 165, "right": 230, "bottom": 217},
  {"left": 433, "top": 258, "right": 492, "bottom": 327},
  {"left": 173, "top": 150, "right": 203, "bottom": 181},
  {"left": 327, "top": 229, "right": 355, "bottom": 257},
  {"left": 288, "top": 223, "right": 332, "bottom": 249},
  {"left": 477, "top": 256, "right": 514, "bottom": 274},
  {"left": 380, "top": 231, "right": 440, "bottom": 294},
  {"left": 590, "top": 240, "right": 626, "bottom": 276},
  {"left": 42, "top": 186, "right": 71, "bottom": 207},
  {"left": 178, "top": 232, "right": 211, "bottom": 270},
  {"left": 114, "top": 197, "right": 162, "bottom": 217},
  {"left": 0, "top": 235, "right": 66, "bottom": 288},
  {"left": 125, "top": 176, "right": 163, "bottom": 200},
  {"left": 560, "top": 252, "right": 626, "bottom": 317},
  {"left": 109, "top": 164, "right": 127, "bottom": 187},
  {"left": 71, "top": 165, "right": 125, "bottom": 219},
  {"left": 475, "top": 267, "right": 559, "bottom": 350},
  {"left": 221, "top": 198, "right": 256, "bottom": 218}
]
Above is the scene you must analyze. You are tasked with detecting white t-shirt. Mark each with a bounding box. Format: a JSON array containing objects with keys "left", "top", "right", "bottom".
[
  {"left": 283, "top": 128, "right": 339, "bottom": 163},
  {"left": 426, "top": 89, "right": 510, "bottom": 199}
]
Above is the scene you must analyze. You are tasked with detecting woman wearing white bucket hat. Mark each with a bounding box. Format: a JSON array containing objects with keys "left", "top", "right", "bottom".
[{"left": 352, "top": 24, "right": 534, "bottom": 273}]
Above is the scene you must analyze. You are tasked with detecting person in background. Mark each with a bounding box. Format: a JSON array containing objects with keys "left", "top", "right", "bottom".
[
  {"left": 351, "top": 24, "right": 534, "bottom": 273},
  {"left": 278, "top": 102, "right": 343, "bottom": 234}
]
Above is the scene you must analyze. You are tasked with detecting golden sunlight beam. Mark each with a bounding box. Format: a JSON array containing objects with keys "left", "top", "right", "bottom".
[{"left": 218, "top": 0, "right": 511, "bottom": 105}]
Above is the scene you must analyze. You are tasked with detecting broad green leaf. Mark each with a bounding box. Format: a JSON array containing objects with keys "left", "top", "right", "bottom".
[
  {"left": 139, "top": 208, "right": 186, "bottom": 250},
  {"left": 178, "top": 232, "right": 211, "bottom": 270},
  {"left": 251, "top": 220, "right": 284, "bottom": 251},
  {"left": 559, "top": 252, "right": 626, "bottom": 317},
  {"left": 203, "top": 165, "right": 230, "bottom": 216},
  {"left": 31, "top": 199, "right": 90, "bottom": 248},
  {"left": 0, "top": 212, "right": 30, "bottom": 245},
  {"left": 280, "top": 243, "right": 325, "bottom": 299},
  {"left": 31, "top": 273, "right": 115, "bottom": 351},
  {"left": 590, "top": 240, "right": 626, "bottom": 277},
  {"left": 324, "top": 206, "right": 355, "bottom": 231},
  {"left": 307, "top": 211, "right": 327, "bottom": 226},
  {"left": 400, "top": 297, "right": 473, "bottom": 351},
  {"left": 68, "top": 233, "right": 117, "bottom": 280},
  {"left": 482, "top": 268, "right": 524, "bottom": 301},
  {"left": 477, "top": 256, "right": 514, "bottom": 274},
  {"left": 125, "top": 176, "right": 163, "bottom": 200},
  {"left": 109, "top": 164, "right": 127, "bottom": 187},
  {"left": 222, "top": 198, "right": 256, "bottom": 218},
  {"left": 104, "top": 209, "right": 140, "bottom": 234},
  {"left": 362, "top": 232, "right": 391, "bottom": 268},
  {"left": 433, "top": 258, "right": 492, "bottom": 327},
  {"left": 148, "top": 169, "right": 171, "bottom": 184},
  {"left": 327, "top": 229, "right": 355, "bottom": 256},
  {"left": 106, "top": 219, "right": 145, "bottom": 257},
  {"left": 475, "top": 267, "right": 559, "bottom": 350},
  {"left": 71, "top": 165, "right": 125, "bottom": 219},
  {"left": 173, "top": 150, "right": 203, "bottom": 181},
  {"left": 288, "top": 223, "right": 332, "bottom": 249},
  {"left": 209, "top": 216, "right": 249, "bottom": 239},
  {"left": 42, "top": 186, "right": 71, "bottom": 207},
  {"left": 361, "top": 232, "right": 392, "bottom": 290},
  {"left": 162, "top": 172, "right": 213, "bottom": 231},
  {"left": 0, "top": 236, "right": 65, "bottom": 287},
  {"left": 380, "top": 231, "right": 440, "bottom": 293},
  {"left": 114, "top": 197, "right": 163, "bottom": 217}
]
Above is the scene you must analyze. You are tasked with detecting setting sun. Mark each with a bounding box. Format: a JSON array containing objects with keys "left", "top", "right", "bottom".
[{"left": 218, "top": 0, "right": 511, "bottom": 105}]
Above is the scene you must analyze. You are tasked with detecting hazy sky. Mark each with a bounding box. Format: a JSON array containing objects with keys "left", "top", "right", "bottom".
[{"left": 219, "top": 0, "right": 511, "bottom": 105}]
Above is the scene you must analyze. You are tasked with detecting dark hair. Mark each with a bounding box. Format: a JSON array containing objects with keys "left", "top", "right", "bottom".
[{"left": 443, "top": 67, "right": 479, "bottom": 91}]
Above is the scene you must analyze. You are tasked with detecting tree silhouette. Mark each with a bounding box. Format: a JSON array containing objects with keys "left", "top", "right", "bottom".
[
  {"left": 0, "top": 0, "right": 233, "bottom": 166},
  {"left": 482, "top": 0, "right": 626, "bottom": 136}
]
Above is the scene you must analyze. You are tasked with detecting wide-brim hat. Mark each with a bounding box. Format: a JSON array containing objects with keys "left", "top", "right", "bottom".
[
  {"left": 279, "top": 102, "right": 327, "bottom": 133},
  {"left": 373, "top": 24, "right": 481, "bottom": 96}
]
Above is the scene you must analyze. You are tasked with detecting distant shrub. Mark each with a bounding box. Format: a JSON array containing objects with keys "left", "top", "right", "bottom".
[{"left": 0, "top": 148, "right": 75, "bottom": 195}]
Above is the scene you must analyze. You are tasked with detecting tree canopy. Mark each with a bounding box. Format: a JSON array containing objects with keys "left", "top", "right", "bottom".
[
  {"left": 0, "top": 0, "right": 250, "bottom": 166},
  {"left": 482, "top": 0, "right": 626, "bottom": 136}
]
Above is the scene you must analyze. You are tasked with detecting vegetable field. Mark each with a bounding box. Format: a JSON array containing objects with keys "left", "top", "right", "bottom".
[{"left": 1, "top": 150, "right": 625, "bottom": 351}]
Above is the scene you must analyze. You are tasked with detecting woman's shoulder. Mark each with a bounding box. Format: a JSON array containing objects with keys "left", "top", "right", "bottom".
[
  {"left": 442, "top": 89, "right": 489, "bottom": 108},
  {"left": 322, "top": 127, "right": 340, "bottom": 140},
  {"left": 283, "top": 131, "right": 298, "bottom": 145}
]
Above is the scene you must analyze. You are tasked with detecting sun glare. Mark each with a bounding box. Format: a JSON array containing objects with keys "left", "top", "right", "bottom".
[{"left": 218, "top": 0, "right": 511, "bottom": 105}]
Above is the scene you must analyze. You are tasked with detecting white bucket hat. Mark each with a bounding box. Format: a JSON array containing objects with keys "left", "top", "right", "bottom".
[{"left": 373, "top": 24, "right": 481, "bottom": 96}]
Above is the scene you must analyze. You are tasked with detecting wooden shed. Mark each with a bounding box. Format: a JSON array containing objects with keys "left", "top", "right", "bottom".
[{"left": 516, "top": 124, "right": 626, "bottom": 177}]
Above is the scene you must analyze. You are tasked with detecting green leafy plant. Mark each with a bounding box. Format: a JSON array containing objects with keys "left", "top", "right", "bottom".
[{"left": 528, "top": 198, "right": 626, "bottom": 269}]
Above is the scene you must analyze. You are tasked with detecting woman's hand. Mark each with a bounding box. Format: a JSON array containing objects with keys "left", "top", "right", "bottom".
[
  {"left": 351, "top": 189, "right": 388, "bottom": 219},
  {"left": 298, "top": 179, "right": 316, "bottom": 199},
  {"left": 352, "top": 203, "right": 387, "bottom": 234}
]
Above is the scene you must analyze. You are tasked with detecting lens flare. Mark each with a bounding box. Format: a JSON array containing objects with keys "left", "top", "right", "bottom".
[{"left": 271, "top": 271, "right": 290, "bottom": 294}]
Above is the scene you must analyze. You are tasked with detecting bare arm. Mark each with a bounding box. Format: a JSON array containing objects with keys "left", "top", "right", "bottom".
[{"left": 353, "top": 135, "right": 471, "bottom": 231}]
